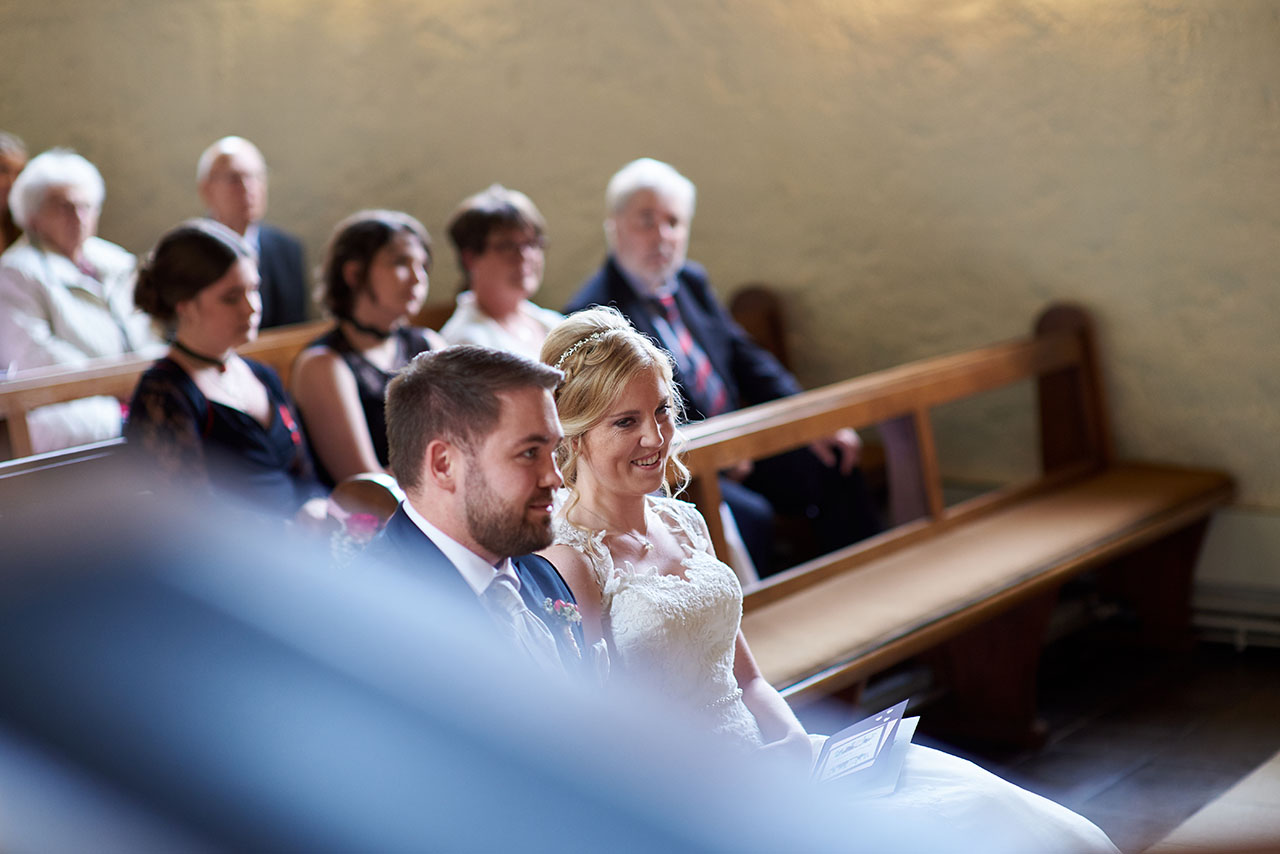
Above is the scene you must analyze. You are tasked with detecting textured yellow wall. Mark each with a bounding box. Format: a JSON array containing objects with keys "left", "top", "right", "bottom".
[{"left": 3, "top": 0, "right": 1278, "bottom": 509}]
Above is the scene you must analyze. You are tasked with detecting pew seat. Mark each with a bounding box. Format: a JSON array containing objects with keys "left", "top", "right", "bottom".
[
  {"left": 680, "top": 302, "right": 1234, "bottom": 745},
  {"left": 743, "top": 462, "right": 1230, "bottom": 698}
]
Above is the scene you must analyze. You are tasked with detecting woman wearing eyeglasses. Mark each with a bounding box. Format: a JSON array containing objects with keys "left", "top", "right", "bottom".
[{"left": 439, "top": 184, "right": 563, "bottom": 361}]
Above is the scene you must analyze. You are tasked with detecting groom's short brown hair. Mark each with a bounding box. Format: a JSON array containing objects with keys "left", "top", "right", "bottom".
[{"left": 386, "top": 345, "right": 562, "bottom": 492}]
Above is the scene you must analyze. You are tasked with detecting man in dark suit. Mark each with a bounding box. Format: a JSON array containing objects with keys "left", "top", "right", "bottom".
[
  {"left": 565, "top": 158, "right": 880, "bottom": 576},
  {"left": 364, "top": 345, "right": 586, "bottom": 672},
  {"left": 197, "top": 136, "right": 308, "bottom": 328}
]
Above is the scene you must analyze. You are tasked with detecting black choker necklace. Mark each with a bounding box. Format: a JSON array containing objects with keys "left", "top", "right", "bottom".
[
  {"left": 172, "top": 339, "right": 229, "bottom": 372},
  {"left": 343, "top": 316, "right": 393, "bottom": 341}
]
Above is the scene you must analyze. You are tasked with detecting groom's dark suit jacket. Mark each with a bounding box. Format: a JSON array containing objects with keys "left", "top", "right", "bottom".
[{"left": 363, "top": 506, "right": 586, "bottom": 668}]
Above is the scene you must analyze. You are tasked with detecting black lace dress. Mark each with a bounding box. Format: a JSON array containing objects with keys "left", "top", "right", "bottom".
[
  {"left": 125, "top": 357, "right": 323, "bottom": 516},
  {"left": 304, "top": 326, "right": 435, "bottom": 486}
]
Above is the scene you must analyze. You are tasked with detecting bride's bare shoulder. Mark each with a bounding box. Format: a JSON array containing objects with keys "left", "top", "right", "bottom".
[
  {"left": 537, "top": 542, "right": 605, "bottom": 638},
  {"left": 538, "top": 543, "right": 597, "bottom": 591},
  {"left": 540, "top": 541, "right": 590, "bottom": 570}
]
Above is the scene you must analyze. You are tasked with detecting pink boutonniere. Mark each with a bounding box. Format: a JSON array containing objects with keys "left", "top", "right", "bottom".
[{"left": 543, "top": 598, "right": 582, "bottom": 625}]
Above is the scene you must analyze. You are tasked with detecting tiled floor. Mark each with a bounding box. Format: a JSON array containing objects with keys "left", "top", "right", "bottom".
[{"left": 918, "top": 632, "right": 1280, "bottom": 853}]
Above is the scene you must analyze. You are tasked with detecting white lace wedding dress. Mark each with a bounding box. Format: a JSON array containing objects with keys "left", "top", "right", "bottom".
[{"left": 553, "top": 495, "right": 1119, "bottom": 854}]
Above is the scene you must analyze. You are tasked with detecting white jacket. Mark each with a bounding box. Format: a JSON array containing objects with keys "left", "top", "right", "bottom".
[
  {"left": 439, "top": 291, "right": 563, "bottom": 362},
  {"left": 0, "top": 235, "right": 161, "bottom": 452}
]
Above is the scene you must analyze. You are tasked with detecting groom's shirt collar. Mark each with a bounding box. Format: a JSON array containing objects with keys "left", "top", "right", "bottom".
[{"left": 401, "top": 500, "right": 515, "bottom": 596}]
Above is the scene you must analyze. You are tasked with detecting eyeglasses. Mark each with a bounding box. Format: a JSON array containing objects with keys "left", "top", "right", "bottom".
[
  {"left": 486, "top": 235, "right": 547, "bottom": 258},
  {"left": 212, "top": 169, "right": 266, "bottom": 187}
]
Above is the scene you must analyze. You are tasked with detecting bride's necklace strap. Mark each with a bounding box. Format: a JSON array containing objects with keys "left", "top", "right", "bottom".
[
  {"left": 610, "top": 529, "right": 654, "bottom": 553},
  {"left": 574, "top": 499, "right": 655, "bottom": 552},
  {"left": 341, "top": 315, "right": 393, "bottom": 341},
  {"left": 171, "top": 339, "right": 229, "bottom": 373},
  {"left": 595, "top": 516, "right": 655, "bottom": 553}
]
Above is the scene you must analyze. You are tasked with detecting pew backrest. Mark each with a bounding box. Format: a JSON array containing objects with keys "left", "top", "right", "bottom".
[
  {"left": 681, "top": 303, "right": 1110, "bottom": 590},
  {"left": 0, "top": 320, "right": 330, "bottom": 460},
  {"left": 677, "top": 303, "right": 1233, "bottom": 712}
]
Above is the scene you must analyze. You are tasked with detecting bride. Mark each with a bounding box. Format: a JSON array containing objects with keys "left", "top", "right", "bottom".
[{"left": 539, "top": 308, "right": 1118, "bottom": 853}]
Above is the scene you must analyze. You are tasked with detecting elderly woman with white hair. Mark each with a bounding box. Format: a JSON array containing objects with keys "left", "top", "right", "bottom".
[{"left": 0, "top": 148, "right": 159, "bottom": 452}]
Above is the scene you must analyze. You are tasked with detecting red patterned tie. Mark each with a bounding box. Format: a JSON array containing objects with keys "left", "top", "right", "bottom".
[{"left": 653, "top": 293, "right": 730, "bottom": 417}]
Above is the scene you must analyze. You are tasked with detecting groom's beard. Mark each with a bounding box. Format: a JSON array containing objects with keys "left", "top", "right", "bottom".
[{"left": 463, "top": 466, "right": 555, "bottom": 560}]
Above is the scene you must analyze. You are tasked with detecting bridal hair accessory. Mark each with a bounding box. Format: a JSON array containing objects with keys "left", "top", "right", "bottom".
[{"left": 554, "top": 330, "right": 609, "bottom": 370}]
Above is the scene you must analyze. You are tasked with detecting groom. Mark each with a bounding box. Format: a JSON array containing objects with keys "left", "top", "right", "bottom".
[{"left": 365, "top": 345, "right": 584, "bottom": 671}]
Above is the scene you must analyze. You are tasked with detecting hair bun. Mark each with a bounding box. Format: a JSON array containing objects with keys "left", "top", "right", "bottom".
[{"left": 132, "top": 262, "right": 162, "bottom": 317}]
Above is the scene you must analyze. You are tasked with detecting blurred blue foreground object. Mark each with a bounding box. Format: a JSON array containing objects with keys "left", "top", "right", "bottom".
[{"left": 0, "top": 476, "right": 875, "bottom": 853}]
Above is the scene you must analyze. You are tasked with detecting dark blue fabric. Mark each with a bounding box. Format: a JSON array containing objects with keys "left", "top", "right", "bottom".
[
  {"left": 566, "top": 257, "right": 802, "bottom": 420},
  {"left": 363, "top": 506, "right": 477, "bottom": 601},
  {"left": 364, "top": 507, "right": 587, "bottom": 663},
  {"left": 303, "top": 326, "right": 435, "bottom": 487},
  {"left": 125, "top": 357, "right": 322, "bottom": 517},
  {"left": 566, "top": 257, "right": 879, "bottom": 576},
  {"left": 256, "top": 223, "right": 308, "bottom": 329}
]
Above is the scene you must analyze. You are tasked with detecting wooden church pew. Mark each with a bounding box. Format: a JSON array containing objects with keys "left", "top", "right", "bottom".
[
  {"left": 679, "top": 303, "right": 1235, "bottom": 745},
  {"left": 0, "top": 320, "right": 330, "bottom": 461}
]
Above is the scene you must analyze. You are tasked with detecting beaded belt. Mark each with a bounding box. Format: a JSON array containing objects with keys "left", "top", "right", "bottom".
[{"left": 703, "top": 688, "right": 743, "bottom": 710}]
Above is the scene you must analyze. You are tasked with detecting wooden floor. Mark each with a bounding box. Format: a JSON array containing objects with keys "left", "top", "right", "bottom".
[
  {"left": 1149, "top": 748, "right": 1280, "bottom": 853},
  {"left": 799, "top": 625, "right": 1280, "bottom": 854}
]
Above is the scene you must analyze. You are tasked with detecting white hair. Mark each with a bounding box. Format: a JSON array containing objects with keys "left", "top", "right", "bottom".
[
  {"left": 604, "top": 158, "right": 696, "bottom": 219},
  {"left": 0, "top": 131, "right": 26, "bottom": 159},
  {"left": 195, "top": 136, "right": 266, "bottom": 185},
  {"left": 8, "top": 149, "right": 105, "bottom": 231}
]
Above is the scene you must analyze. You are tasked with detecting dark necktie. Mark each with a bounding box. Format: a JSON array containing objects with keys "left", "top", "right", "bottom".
[{"left": 652, "top": 292, "right": 730, "bottom": 417}]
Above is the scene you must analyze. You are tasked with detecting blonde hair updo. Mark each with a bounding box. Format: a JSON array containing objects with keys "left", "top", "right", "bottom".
[{"left": 540, "top": 307, "right": 689, "bottom": 516}]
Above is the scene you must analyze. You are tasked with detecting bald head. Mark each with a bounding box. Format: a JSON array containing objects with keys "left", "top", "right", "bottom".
[{"left": 197, "top": 136, "right": 268, "bottom": 236}]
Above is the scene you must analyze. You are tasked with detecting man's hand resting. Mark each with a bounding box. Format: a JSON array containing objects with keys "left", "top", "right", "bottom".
[{"left": 809, "top": 427, "right": 861, "bottom": 475}]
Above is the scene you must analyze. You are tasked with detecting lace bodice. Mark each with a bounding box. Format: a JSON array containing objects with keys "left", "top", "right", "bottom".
[
  {"left": 553, "top": 495, "right": 763, "bottom": 747},
  {"left": 551, "top": 495, "right": 1120, "bottom": 853}
]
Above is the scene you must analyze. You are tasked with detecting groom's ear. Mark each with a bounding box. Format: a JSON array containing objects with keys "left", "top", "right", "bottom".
[{"left": 423, "top": 438, "right": 460, "bottom": 492}]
